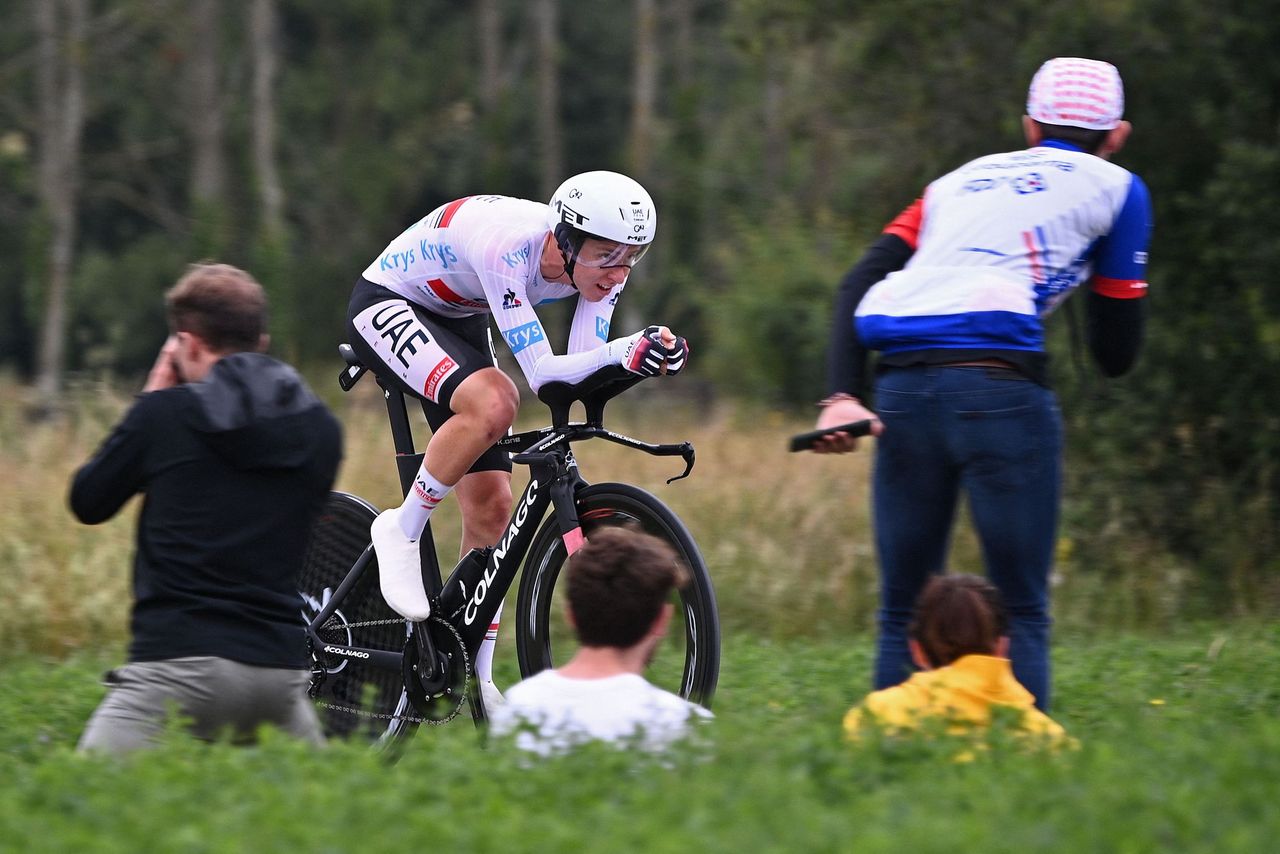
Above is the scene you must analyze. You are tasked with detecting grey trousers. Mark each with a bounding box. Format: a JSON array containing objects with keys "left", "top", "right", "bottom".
[{"left": 77, "top": 656, "right": 324, "bottom": 756}]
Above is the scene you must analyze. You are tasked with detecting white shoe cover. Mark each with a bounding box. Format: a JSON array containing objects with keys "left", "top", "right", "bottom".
[{"left": 371, "top": 508, "right": 431, "bottom": 621}]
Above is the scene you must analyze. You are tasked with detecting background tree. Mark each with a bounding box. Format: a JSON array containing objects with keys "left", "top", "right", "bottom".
[
  {"left": 533, "top": 0, "right": 563, "bottom": 199},
  {"left": 31, "top": 0, "right": 88, "bottom": 415},
  {"left": 182, "top": 0, "right": 227, "bottom": 256},
  {"left": 249, "top": 0, "right": 294, "bottom": 355}
]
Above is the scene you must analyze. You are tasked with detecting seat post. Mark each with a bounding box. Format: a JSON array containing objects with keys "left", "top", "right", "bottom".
[{"left": 378, "top": 379, "right": 424, "bottom": 499}]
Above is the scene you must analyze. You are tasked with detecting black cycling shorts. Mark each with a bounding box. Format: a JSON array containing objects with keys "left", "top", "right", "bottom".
[{"left": 346, "top": 278, "right": 512, "bottom": 473}]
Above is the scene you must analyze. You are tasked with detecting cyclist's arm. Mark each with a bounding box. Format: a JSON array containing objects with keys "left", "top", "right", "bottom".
[
  {"left": 481, "top": 273, "right": 636, "bottom": 392},
  {"left": 567, "top": 283, "right": 623, "bottom": 355},
  {"left": 69, "top": 393, "right": 162, "bottom": 524},
  {"left": 824, "top": 198, "right": 921, "bottom": 402},
  {"left": 1086, "top": 174, "right": 1152, "bottom": 377}
]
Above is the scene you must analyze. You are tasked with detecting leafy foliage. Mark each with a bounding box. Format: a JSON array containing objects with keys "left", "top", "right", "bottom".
[
  {"left": 2, "top": 0, "right": 1278, "bottom": 610},
  {"left": 2, "top": 626, "right": 1279, "bottom": 851}
]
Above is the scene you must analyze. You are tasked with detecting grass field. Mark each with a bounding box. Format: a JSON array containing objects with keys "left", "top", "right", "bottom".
[
  {"left": 2, "top": 624, "right": 1278, "bottom": 852},
  {"left": 2, "top": 381, "right": 1274, "bottom": 851}
]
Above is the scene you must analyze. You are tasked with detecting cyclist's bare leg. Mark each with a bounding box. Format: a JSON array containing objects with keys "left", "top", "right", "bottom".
[
  {"left": 423, "top": 368, "right": 519, "bottom": 490},
  {"left": 454, "top": 470, "right": 514, "bottom": 553},
  {"left": 393, "top": 368, "right": 519, "bottom": 536}
]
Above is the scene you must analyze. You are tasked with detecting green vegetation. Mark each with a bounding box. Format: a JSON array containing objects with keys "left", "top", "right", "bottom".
[
  {"left": 5, "top": 385, "right": 1273, "bottom": 848},
  {"left": 2, "top": 624, "right": 1277, "bottom": 852}
]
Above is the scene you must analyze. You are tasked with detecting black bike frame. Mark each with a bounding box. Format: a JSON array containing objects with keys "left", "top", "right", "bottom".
[{"left": 306, "top": 351, "right": 694, "bottom": 676}]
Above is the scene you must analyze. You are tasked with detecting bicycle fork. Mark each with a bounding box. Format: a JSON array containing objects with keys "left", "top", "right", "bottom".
[{"left": 547, "top": 450, "right": 588, "bottom": 556}]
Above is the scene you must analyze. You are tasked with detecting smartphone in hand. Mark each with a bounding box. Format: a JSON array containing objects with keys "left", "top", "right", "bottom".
[{"left": 787, "top": 420, "right": 874, "bottom": 452}]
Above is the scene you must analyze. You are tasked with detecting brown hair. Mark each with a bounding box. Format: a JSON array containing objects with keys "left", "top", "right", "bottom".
[
  {"left": 566, "top": 525, "right": 690, "bottom": 649},
  {"left": 908, "top": 574, "right": 1008, "bottom": 668},
  {"left": 165, "top": 262, "right": 267, "bottom": 354}
]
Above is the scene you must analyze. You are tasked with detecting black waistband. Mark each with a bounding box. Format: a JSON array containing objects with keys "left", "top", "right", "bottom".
[{"left": 876, "top": 349, "right": 1048, "bottom": 386}]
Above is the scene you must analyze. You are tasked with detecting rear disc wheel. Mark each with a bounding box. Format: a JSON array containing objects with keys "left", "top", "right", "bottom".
[{"left": 299, "top": 492, "right": 419, "bottom": 748}]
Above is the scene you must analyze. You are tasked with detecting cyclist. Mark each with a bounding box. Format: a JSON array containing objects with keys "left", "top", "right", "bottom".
[
  {"left": 347, "top": 171, "right": 688, "bottom": 708},
  {"left": 814, "top": 58, "right": 1153, "bottom": 710}
]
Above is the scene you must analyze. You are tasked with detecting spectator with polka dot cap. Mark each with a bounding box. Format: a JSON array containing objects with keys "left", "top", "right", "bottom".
[
  {"left": 814, "top": 57, "right": 1153, "bottom": 712},
  {"left": 1027, "top": 56, "right": 1125, "bottom": 131}
]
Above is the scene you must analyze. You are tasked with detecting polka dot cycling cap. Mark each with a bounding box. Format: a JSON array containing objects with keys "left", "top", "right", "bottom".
[{"left": 1026, "top": 57, "right": 1124, "bottom": 130}]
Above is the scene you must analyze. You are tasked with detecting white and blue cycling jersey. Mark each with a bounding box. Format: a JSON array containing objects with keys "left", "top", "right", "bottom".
[
  {"left": 855, "top": 140, "right": 1151, "bottom": 356},
  {"left": 360, "top": 195, "right": 628, "bottom": 391}
]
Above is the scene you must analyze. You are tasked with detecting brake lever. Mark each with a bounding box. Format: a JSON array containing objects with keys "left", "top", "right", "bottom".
[{"left": 666, "top": 442, "right": 695, "bottom": 484}]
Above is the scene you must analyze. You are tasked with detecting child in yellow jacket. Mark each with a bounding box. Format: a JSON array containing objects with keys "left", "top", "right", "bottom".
[{"left": 844, "top": 574, "right": 1068, "bottom": 745}]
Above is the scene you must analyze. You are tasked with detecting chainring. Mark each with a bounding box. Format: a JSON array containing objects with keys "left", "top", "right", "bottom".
[{"left": 403, "top": 616, "right": 471, "bottom": 724}]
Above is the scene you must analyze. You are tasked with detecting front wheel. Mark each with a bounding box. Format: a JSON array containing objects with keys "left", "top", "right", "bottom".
[{"left": 515, "top": 483, "right": 720, "bottom": 707}]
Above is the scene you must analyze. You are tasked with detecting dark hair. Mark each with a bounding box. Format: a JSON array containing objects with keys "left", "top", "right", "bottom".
[
  {"left": 566, "top": 525, "right": 690, "bottom": 649},
  {"left": 165, "top": 262, "right": 267, "bottom": 353},
  {"left": 1032, "top": 120, "right": 1109, "bottom": 155},
  {"left": 908, "top": 574, "right": 1008, "bottom": 668}
]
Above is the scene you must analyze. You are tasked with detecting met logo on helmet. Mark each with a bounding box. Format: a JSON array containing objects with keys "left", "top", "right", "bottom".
[{"left": 553, "top": 200, "right": 589, "bottom": 227}]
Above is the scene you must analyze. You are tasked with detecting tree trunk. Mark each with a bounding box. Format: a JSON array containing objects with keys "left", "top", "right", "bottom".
[
  {"left": 251, "top": 0, "right": 284, "bottom": 238},
  {"left": 670, "top": 0, "right": 695, "bottom": 89},
  {"left": 533, "top": 0, "right": 563, "bottom": 198},
  {"left": 806, "top": 42, "right": 836, "bottom": 257},
  {"left": 761, "top": 51, "right": 786, "bottom": 204},
  {"left": 477, "top": 0, "right": 501, "bottom": 117},
  {"left": 628, "top": 0, "right": 659, "bottom": 180},
  {"left": 185, "top": 0, "right": 226, "bottom": 252},
  {"left": 476, "top": 0, "right": 507, "bottom": 186},
  {"left": 249, "top": 0, "right": 294, "bottom": 355},
  {"left": 32, "top": 0, "right": 88, "bottom": 413},
  {"left": 665, "top": 0, "right": 707, "bottom": 266}
]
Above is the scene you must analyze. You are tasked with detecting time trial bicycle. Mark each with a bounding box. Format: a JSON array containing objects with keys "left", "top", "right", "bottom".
[{"left": 298, "top": 345, "right": 720, "bottom": 749}]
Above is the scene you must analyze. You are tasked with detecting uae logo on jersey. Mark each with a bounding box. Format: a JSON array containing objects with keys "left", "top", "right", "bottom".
[{"left": 502, "top": 288, "right": 522, "bottom": 310}]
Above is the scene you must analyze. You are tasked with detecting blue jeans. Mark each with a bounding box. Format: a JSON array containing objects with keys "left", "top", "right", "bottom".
[{"left": 871, "top": 364, "right": 1062, "bottom": 709}]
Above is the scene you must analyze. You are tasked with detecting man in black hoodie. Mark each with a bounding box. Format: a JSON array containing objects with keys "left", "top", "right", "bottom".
[{"left": 70, "top": 263, "right": 343, "bottom": 755}]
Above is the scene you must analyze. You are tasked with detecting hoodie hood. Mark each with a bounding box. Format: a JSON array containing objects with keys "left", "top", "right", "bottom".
[{"left": 186, "top": 352, "right": 330, "bottom": 471}]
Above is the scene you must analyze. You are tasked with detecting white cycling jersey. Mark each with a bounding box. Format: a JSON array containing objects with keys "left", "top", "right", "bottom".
[{"left": 361, "top": 195, "right": 632, "bottom": 392}]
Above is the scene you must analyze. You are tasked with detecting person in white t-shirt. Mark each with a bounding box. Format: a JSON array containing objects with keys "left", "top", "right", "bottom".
[{"left": 488, "top": 526, "right": 712, "bottom": 756}]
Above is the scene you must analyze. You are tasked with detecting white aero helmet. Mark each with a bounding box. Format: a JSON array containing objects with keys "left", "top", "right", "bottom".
[{"left": 547, "top": 170, "right": 656, "bottom": 271}]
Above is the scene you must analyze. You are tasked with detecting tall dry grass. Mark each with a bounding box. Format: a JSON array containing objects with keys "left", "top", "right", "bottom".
[
  {"left": 0, "top": 377, "right": 885, "bottom": 656},
  {"left": 1, "top": 381, "right": 139, "bottom": 656},
  {"left": 1, "top": 375, "right": 1195, "bottom": 658}
]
